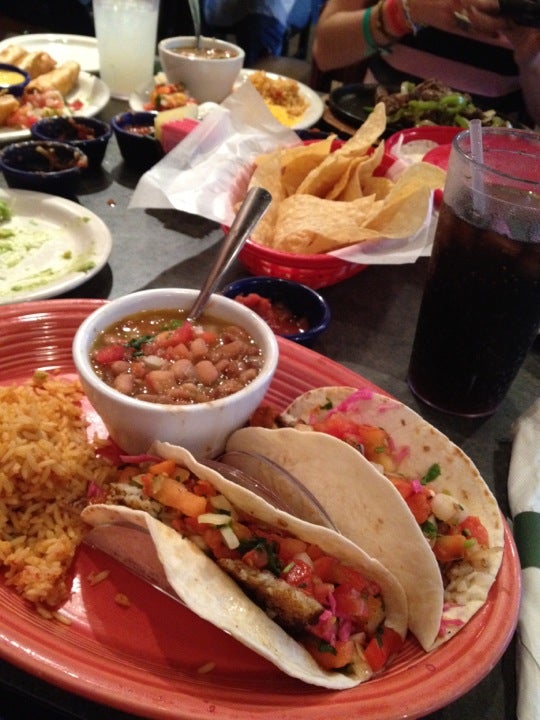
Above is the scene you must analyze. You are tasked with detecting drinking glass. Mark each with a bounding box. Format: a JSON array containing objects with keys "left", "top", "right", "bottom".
[
  {"left": 93, "top": 0, "right": 159, "bottom": 99},
  {"left": 407, "top": 128, "right": 540, "bottom": 417}
]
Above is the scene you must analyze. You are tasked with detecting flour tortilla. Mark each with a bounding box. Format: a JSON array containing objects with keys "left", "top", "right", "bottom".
[
  {"left": 81, "top": 440, "right": 408, "bottom": 689},
  {"left": 272, "top": 386, "right": 504, "bottom": 650},
  {"left": 226, "top": 426, "right": 443, "bottom": 651}
]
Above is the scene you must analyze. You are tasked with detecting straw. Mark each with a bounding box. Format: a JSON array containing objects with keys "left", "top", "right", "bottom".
[{"left": 469, "top": 119, "right": 485, "bottom": 215}]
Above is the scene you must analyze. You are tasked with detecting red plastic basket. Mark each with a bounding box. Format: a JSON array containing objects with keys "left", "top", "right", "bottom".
[
  {"left": 236, "top": 142, "right": 397, "bottom": 290},
  {"left": 238, "top": 241, "right": 366, "bottom": 290}
]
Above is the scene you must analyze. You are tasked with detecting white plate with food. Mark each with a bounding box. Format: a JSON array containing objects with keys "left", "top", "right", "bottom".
[
  {"left": 236, "top": 69, "right": 324, "bottom": 130},
  {"left": 0, "top": 188, "right": 112, "bottom": 305},
  {"left": 0, "top": 71, "right": 110, "bottom": 144},
  {"left": 0, "top": 33, "right": 99, "bottom": 73}
]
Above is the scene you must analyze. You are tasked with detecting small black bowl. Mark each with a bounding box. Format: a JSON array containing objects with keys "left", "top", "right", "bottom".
[
  {"left": 0, "top": 140, "right": 88, "bottom": 197},
  {"left": 221, "top": 276, "right": 331, "bottom": 347},
  {"left": 31, "top": 116, "right": 112, "bottom": 170},
  {"left": 0, "top": 63, "right": 30, "bottom": 96},
  {"left": 111, "top": 111, "right": 163, "bottom": 171}
]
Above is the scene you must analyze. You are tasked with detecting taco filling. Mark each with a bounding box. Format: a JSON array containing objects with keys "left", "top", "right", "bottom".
[
  {"left": 239, "top": 385, "right": 504, "bottom": 649},
  {"left": 82, "top": 441, "right": 406, "bottom": 687}
]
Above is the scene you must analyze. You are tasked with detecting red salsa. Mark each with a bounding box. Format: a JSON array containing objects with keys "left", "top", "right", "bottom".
[{"left": 234, "top": 293, "right": 309, "bottom": 336}]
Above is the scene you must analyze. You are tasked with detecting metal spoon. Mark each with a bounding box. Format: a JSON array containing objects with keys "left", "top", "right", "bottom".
[
  {"left": 188, "top": 0, "right": 202, "bottom": 49},
  {"left": 186, "top": 186, "right": 272, "bottom": 322}
]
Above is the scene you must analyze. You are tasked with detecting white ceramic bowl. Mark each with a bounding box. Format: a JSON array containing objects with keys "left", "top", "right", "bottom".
[
  {"left": 72, "top": 288, "right": 279, "bottom": 457},
  {"left": 158, "top": 35, "right": 245, "bottom": 103}
]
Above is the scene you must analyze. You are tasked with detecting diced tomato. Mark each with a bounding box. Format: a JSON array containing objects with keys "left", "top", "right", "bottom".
[
  {"left": 364, "top": 627, "right": 403, "bottom": 672},
  {"left": 200, "top": 330, "right": 218, "bottom": 345},
  {"left": 242, "top": 546, "right": 270, "bottom": 569},
  {"left": 332, "top": 563, "right": 374, "bottom": 595},
  {"left": 306, "top": 543, "right": 325, "bottom": 561},
  {"left": 313, "top": 416, "right": 395, "bottom": 471},
  {"left": 277, "top": 536, "right": 308, "bottom": 562},
  {"left": 202, "top": 527, "right": 239, "bottom": 560},
  {"left": 387, "top": 474, "right": 414, "bottom": 500},
  {"left": 192, "top": 478, "right": 218, "bottom": 497},
  {"left": 433, "top": 533, "right": 467, "bottom": 563},
  {"left": 93, "top": 344, "right": 126, "bottom": 364},
  {"left": 282, "top": 559, "right": 313, "bottom": 589},
  {"left": 333, "top": 584, "right": 369, "bottom": 620},
  {"left": 406, "top": 489, "right": 432, "bottom": 524},
  {"left": 305, "top": 637, "right": 355, "bottom": 670},
  {"left": 458, "top": 516, "right": 489, "bottom": 547},
  {"left": 312, "top": 555, "right": 339, "bottom": 583}
]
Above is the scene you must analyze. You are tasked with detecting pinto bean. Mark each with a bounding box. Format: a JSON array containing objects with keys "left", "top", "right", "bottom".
[
  {"left": 114, "top": 372, "right": 134, "bottom": 396},
  {"left": 195, "top": 360, "right": 219, "bottom": 385}
]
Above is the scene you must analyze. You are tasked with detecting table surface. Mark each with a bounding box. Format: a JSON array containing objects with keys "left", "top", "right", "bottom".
[{"left": 0, "top": 95, "right": 538, "bottom": 720}]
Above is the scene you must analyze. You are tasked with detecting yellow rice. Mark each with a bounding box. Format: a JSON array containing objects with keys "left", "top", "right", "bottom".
[
  {"left": 249, "top": 70, "right": 308, "bottom": 120},
  {"left": 0, "top": 372, "right": 116, "bottom": 610}
]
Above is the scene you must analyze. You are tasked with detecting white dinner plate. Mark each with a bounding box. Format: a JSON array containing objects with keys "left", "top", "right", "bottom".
[
  {"left": 0, "top": 188, "right": 112, "bottom": 305},
  {"left": 237, "top": 69, "right": 324, "bottom": 130},
  {"left": 129, "top": 70, "right": 324, "bottom": 131},
  {"left": 0, "top": 33, "right": 99, "bottom": 73},
  {"left": 0, "top": 71, "right": 110, "bottom": 144}
]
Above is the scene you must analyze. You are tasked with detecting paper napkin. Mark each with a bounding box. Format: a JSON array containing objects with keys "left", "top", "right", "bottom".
[
  {"left": 508, "top": 398, "right": 540, "bottom": 720},
  {"left": 129, "top": 81, "right": 435, "bottom": 264}
]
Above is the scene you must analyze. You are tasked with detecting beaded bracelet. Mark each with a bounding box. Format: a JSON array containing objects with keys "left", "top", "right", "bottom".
[
  {"left": 362, "top": 6, "right": 392, "bottom": 56},
  {"left": 374, "top": 0, "right": 397, "bottom": 41},
  {"left": 384, "top": 0, "right": 413, "bottom": 37}
]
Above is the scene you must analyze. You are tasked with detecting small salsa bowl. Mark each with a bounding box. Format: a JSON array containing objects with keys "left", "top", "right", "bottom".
[
  {"left": 0, "top": 140, "right": 88, "bottom": 197},
  {"left": 111, "top": 110, "right": 163, "bottom": 170},
  {"left": 221, "top": 276, "right": 331, "bottom": 347},
  {"left": 72, "top": 288, "right": 279, "bottom": 458},
  {"left": 0, "top": 63, "right": 30, "bottom": 96},
  {"left": 31, "top": 116, "right": 112, "bottom": 170}
]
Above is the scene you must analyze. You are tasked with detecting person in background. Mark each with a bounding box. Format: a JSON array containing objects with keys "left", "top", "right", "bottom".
[
  {"left": 201, "top": 0, "right": 320, "bottom": 66},
  {"left": 0, "top": 0, "right": 94, "bottom": 36},
  {"left": 312, "top": 0, "right": 540, "bottom": 125}
]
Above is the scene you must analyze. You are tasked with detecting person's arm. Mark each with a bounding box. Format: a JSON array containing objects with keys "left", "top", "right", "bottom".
[
  {"left": 313, "top": 0, "right": 511, "bottom": 71},
  {"left": 312, "top": 0, "right": 399, "bottom": 70}
]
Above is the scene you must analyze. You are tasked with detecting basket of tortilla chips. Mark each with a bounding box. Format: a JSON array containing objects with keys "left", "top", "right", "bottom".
[{"left": 236, "top": 103, "right": 446, "bottom": 289}]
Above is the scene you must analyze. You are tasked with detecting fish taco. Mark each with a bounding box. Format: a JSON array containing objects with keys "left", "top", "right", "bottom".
[
  {"left": 227, "top": 386, "right": 504, "bottom": 651},
  {"left": 81, "top": 440, "right": 408, "bottom": 689}
]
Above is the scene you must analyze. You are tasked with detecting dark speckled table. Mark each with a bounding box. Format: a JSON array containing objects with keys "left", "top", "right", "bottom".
[{"left": 0, "top": 97, "right": 538, "bottom": 720}]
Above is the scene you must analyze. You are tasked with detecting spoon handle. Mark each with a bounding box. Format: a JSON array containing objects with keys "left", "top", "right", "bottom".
[{"left": 187, "top": 186, "right": 272, "bottom": 321}]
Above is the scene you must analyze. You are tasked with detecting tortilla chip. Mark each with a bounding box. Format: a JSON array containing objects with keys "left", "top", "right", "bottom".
[
  {"left": 273, "top": 194, "right": 383, "bottom": 254},
  {"left": 280, "top": 135, "right": 336, "bottom": 196}
]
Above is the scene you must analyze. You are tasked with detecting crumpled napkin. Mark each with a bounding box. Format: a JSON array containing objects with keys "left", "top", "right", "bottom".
[
  {"left": 129, "top": 81, "right": 436, "bottom": 265},
  {"left": 508, "top": 398, "right": 540, "bottom": 720}
]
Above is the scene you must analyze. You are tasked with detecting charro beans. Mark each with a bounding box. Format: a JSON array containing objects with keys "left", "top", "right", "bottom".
[{"left": 90, "top": 309, "right": 263, "bottom": 404}]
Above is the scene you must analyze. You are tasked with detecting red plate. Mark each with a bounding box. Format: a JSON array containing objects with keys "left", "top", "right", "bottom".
[{"left": 0, "top": 299, "right": 520, "bottom": 720}]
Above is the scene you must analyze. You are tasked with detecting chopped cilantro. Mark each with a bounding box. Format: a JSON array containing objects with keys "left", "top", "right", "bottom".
[
  {"left": 421, "top": 520, "right": 438, "bottom": 541},
  {"left": 317, "top": 641, "right": 337, "bottom": 655},
  {"left": 238, "top": 537, "right": 282, "bottom": 575},
  {"left": 421, "top": 463, "right": 441, "bottom": 485}
]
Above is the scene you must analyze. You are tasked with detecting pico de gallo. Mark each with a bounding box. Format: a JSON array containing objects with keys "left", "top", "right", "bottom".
[
  {"left": 282, "top": 406, "right": 490, "bottom": 570},
  {"left": 89, "top": 454, "right": 403, "bottom": 675},
  {"left": 3, "top": 89, "right": 79, "bottom": 130}
]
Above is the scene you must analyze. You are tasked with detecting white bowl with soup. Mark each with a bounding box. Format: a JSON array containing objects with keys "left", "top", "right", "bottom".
[
  {"left": 72, "top": 288, "right": 278, "bottom": 457},
  {"left": 158, "top": 35, "right": 244, "bottom": 103}
]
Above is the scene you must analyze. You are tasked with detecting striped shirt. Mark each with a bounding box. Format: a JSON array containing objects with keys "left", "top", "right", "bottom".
[{"left": 369, "top": 27, "right": 525, "bottom": 116}]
